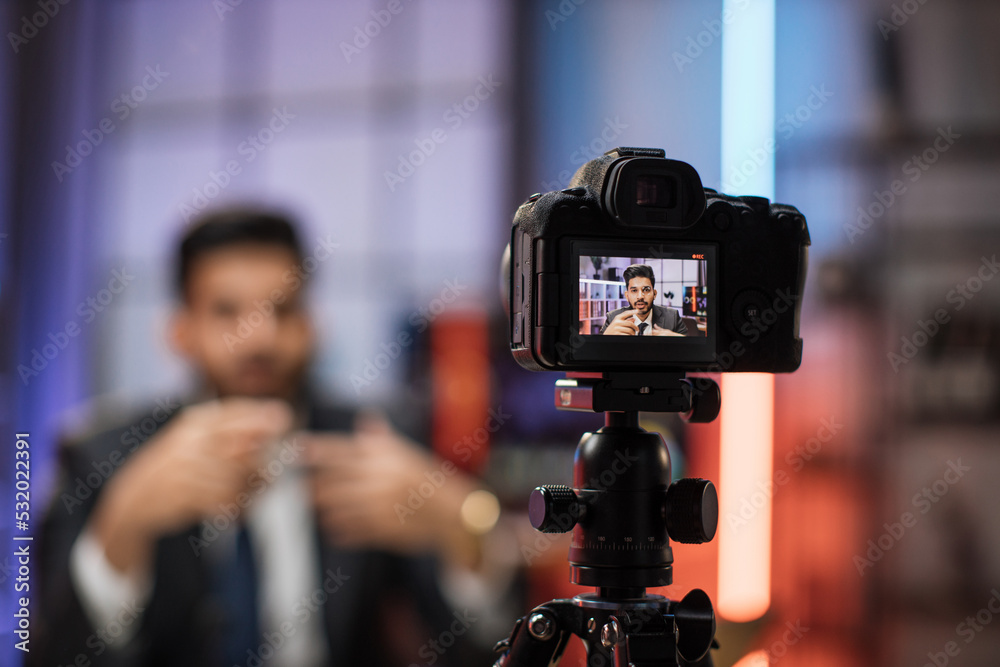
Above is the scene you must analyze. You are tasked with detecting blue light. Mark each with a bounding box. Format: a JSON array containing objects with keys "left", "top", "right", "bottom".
[{"left": 721, "top": 0, "right": 775, "bottom": 198}]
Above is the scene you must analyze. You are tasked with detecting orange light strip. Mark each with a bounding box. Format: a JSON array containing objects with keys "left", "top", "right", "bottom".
[
  {"left": 732, "top": 650, "right": 770, "bottom": 667},
  {"left": 717, "top": 373, "right": 774, "bottom": 622},
  {"left": 430, "top": 313, "right": 491, "bottom": 473}
]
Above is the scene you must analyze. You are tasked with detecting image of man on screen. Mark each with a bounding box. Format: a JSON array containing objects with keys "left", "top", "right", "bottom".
[{"left": 600, "top": 264, "right": 688, "bottom": 337}]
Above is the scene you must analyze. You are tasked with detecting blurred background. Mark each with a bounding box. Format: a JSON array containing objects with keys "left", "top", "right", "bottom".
[{"left": 3, "top": 0, "right": 1000, "bottom": 665}]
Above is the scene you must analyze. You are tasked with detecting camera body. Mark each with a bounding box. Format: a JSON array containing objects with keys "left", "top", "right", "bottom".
[{"left": 509, "top": 147, "right": 810, "bottom": 374}]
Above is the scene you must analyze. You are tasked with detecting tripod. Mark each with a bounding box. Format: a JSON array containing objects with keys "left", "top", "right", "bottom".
[{"left": 493, "top": 373, "right": 721, "bottom": 667}]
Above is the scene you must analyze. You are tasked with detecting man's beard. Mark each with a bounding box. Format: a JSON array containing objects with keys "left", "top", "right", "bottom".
[{"left": 218, "top": 354, "right": 301, "bottom": 398}]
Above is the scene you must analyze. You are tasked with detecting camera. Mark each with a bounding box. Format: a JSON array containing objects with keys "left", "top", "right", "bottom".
[
  {"left": 508, "top": 147, "right": 809, "bottom": 374},
  {"left": 495, "top": 148, "right": 810, "bottom": 666}
]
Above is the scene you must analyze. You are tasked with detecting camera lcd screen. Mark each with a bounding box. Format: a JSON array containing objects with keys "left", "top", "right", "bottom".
[{"left": 578, "top": 252, "right": 708, "bottom": 338}]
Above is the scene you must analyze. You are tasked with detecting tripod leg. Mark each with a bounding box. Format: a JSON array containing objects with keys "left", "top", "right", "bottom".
[{"left": 584, "top": 643, "right": 613, "bottom": 667}]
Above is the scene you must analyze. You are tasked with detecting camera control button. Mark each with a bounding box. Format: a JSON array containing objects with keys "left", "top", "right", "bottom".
[
  {"left": 553, "top": 204, "right": 575, "bottom": 224},
  {"left": 739, "top": 195, "right": 770, "bottom": 213},
  {"left": 529, "top": 485, "right": 581, "bottom": 533},
  {"left": 712, "top": 210, "right": 732, "bottom": 231},
  {"left": 732, "top": 289, "right": 771, "bottom": 335},
  {"left": 665, "top": 478, "right": 718, "bottom": 544},
  {"left": 561, "top": 187, "right": 586, "bottom": 196},
  {"left": 577, "top": 205, "right": 597, "bottom": 224}
]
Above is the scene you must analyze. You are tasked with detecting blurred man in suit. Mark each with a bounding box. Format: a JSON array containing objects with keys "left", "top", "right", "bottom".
[
  {"left": 33, "top": 209, "right": 503, "bottom": 666},
  {"left": 600, "top": 264, "right": 688, "bottom": 337}
]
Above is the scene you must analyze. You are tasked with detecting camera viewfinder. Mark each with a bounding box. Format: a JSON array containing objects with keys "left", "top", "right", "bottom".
[{"left": 636, "top": 174, "right": 676, "bottom": 208}]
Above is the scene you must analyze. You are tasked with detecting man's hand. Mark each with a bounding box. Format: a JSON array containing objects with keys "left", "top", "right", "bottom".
[
  {"left": 305, "top": 415, "right": 480, "bottom": 567},
  {"left": 602, "top": 309, "right": 639, "bottom": 335},
  {"left": 90, "top": 398, "right": 293, "bottom": 575},
  {"left": 650, "top": 324, "right": 684, "bottom": 337}
]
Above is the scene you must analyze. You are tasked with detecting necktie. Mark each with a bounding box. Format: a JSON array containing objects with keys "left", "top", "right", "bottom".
[
  {"left": 213, "top": 524, "right": 260, "bottom": 665},
  {"left": 638, "top": 322, "right": 648, "bottom": 336}
]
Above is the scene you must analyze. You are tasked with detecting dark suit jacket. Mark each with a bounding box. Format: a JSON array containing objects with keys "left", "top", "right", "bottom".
[
  {"left": 600, "top": 304, "right": 688, "bottom": 335},
  {"left": 31, "top": 399, "right": 488, "bottom": 667}
]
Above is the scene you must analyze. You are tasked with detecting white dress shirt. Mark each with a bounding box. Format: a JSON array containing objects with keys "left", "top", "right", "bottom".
[
  {"left": 70, "top": 440, "right": 329, "bottom": 666},
  {"left": 69, "top": 431, "right": 511, "bottom": 665},
  {"left": 633, "top": 311, "right": 653, "bottom": 334}
]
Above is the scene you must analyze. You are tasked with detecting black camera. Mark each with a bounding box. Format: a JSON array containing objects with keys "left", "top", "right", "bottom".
[
  {"left": 508, "top": 147, "right": 809, "bottom": 374},
  {"left": 495, "top": 148, "right": 809, "bottom": 666}
]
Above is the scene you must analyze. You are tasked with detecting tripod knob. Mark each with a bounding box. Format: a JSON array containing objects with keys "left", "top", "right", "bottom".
[
  {"left": 665, "top": 478, "right": 718, "bottom": 544},
  {"left": 529, "top": 485, "right": 581, "bottom": 533}
]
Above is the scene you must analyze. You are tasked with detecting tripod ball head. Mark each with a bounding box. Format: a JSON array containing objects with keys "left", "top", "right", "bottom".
[
  {"left": 523, "top": 412, "right": 720, "bottom": 592},
  {"left": 529, "top": 478, "right": 718, "bottom": 546}
]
